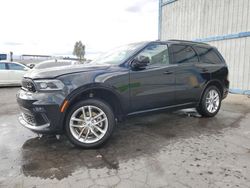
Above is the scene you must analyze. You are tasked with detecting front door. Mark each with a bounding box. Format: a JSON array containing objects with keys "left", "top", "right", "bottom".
[{"left": 129, "top": 43, "right": 176, "bottom": 112}]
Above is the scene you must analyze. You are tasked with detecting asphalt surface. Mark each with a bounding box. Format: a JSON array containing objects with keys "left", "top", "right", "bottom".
[{"left": 0, "top": 87, "right": 250, "bottom": 188}]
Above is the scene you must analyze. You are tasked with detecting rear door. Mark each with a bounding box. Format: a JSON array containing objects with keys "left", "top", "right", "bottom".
[
  {"left": 0, "top": 63, "right": 8, "bottom": 85},
  {"left": 129, "top": 43, "right": 176, "bottom": 112},
  {"left": 169, "top": 44, "right": 202, "bottom": 104}
]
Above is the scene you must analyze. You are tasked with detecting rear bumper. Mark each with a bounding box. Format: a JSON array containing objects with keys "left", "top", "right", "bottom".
[
  {"left": 222, "top": 79, "right": 230, "bottom": 99},
  {"left": 222, "top": 88, "right": 229, "bottom": 99},
  {"left": 16, "top": 89, "right": 65, "bottom": 134}
]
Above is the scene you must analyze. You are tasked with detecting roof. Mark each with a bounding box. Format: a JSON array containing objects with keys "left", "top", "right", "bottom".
[{"left": 156, "top": 39, "right": 210, "bottom": 47}]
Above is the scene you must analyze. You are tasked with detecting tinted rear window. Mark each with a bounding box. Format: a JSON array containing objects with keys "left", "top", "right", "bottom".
[
  {"left": 194, "top": 47, "right": 223, "bottom": 64},
  {"left": 170, "top": 45, "right": 198, "bottom": 64}
]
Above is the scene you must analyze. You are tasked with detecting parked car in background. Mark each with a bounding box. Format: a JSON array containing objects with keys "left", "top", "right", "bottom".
[
  {"left": 17, "top": 40, "right": 229, "bottom": 148},
  {"left": 33, "top": 59, "right": 81, "bottom": 70},
  {"left": 0, "top": 61, "right": 30, "bottom": 86}
]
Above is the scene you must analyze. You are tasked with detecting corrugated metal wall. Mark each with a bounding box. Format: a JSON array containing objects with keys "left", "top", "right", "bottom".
[{"left": 160, "top": 0, "right": 250, "bottom": 91}]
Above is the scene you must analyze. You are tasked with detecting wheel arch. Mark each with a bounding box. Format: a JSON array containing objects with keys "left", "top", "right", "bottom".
[
  {"left": 59, "top": 83, "right": 125, "bottom": 130},
  {"left": 198, "top": 80, "right": 224, "bottom": 104}
]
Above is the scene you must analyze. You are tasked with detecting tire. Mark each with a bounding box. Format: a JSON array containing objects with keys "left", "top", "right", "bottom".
[
  {"left": 65, "top": 99, "right": 115, "bottom": 148},
  {"left": 196, "top": 86, "right": 221, "bottom": 117}
]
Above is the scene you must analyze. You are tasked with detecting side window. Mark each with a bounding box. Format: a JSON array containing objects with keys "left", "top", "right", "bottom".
[
  {"left": 0, "top": 63, "right": 6, "bottom": 70},
  {"left": 7, "top": 63, "right": 25, "bottom": 70},
  {"left": 170, "top": 45, "right": 198, "bottom": 64},
  {"left": 137, "top": 44, "right": 169, "bottom": 66},
  {"left": 194, "top": 47, "right": 222, "bottom": 64}
]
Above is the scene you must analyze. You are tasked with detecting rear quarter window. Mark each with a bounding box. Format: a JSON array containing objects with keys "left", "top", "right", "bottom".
[{"left": 194, "top": 46, "right": 223, "bottom": 64}]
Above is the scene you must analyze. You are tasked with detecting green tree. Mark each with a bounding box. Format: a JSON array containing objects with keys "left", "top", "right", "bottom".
[{"left": 73, "top": 41, "right": 85, "bottom": 61}]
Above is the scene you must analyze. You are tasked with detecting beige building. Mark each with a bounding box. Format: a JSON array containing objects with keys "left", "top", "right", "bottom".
[{"left": 159, "top": 0, "right": 250, "bottom": 92}]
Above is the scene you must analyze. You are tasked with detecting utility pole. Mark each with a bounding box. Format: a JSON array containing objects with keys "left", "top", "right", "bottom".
[{"left": 10, "top": 51, "right": 13, "bottom": 62}]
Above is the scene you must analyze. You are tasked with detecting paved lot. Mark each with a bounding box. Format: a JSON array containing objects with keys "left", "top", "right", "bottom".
[{"left": 0, "top": 87, "right": 250, "bottom": 188}]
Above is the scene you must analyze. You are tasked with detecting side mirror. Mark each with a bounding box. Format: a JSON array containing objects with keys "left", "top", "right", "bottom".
[
  {"left": 131, "top": 55, "right": 150, "bottom": 70},
  {"left": 26, "top": 64, "right": 35, "bottom": 69}
]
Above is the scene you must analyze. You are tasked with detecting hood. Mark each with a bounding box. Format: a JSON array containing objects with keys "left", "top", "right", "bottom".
[{"left": 24, "top": 64, "right": 111, "bottom": 79}]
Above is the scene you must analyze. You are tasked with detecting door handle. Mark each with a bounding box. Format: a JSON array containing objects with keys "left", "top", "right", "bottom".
[{"left": 163, "top": 70, "right": 173, "bottom": 75}]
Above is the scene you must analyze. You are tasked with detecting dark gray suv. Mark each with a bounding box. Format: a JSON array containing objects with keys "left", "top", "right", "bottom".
[{"left": 17, "top": 40, "right": 229, "bottom": 148}]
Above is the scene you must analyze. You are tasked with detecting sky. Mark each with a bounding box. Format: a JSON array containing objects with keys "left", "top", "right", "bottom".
[{"left": 0, "top": 0, "right": 159, "bottom": 59}]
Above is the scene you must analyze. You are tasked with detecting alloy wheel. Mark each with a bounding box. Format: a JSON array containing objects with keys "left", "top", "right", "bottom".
[
  {"left": 205, "top": 89, "right": 220, "bottom": 113},
  {"left": 69, "top": 105, "right": 108, "bottom": 144}
]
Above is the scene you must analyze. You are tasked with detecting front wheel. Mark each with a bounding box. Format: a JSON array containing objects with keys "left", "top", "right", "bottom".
[
  {"left": 196, "top": 86, "right": 221, "bottom": 117},
  {"left": 65, "top": 99, "right": 115, "bottom": 148}
]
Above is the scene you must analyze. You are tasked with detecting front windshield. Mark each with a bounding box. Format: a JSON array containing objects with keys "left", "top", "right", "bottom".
[{"left": 91, "top": 42, "right": 146, "bottom": 65}]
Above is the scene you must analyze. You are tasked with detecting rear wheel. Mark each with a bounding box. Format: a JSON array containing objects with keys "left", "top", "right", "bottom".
[
  {"left": 196, "top": 86, "right": 221, "bottom": 117},
  {"left": 65, "top": 99, "right": 115, "bottom": 148}
]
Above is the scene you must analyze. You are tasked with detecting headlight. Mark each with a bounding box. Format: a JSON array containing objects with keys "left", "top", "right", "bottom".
[{"left": 34, "top": 79, "right": 65, "bottom": 91}]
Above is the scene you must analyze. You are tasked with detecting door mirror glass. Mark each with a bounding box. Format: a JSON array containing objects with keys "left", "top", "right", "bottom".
[{"left": 131, "top": 55, "right": 150, "bottom": 70}]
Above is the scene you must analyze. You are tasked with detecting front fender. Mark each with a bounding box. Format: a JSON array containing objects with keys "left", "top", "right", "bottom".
[
  {"left": 58, "top": 83, "right": 128, "bottom": 131},
  {"left": 65, "top": 83, "right": 124, "bottom": 104}
]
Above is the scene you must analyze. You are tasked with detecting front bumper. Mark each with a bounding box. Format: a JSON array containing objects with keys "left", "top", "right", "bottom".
[
  {"left": 16, "top": 89, "right": 65, "bottom": 134},
  {"left": 19, "top": 114, "right": 50, "bottom": 131}
]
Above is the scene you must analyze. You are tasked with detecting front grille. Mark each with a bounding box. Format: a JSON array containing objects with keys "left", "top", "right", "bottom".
[
  {"left": 22, "top": 79, "right": 36, "bottom": 92},
  {"left": 22, "top": 113, "right": 36, "bottom": 125}
]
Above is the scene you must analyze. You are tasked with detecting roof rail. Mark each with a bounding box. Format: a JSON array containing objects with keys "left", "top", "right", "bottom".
[{"left": 167, "top": 39, "right": 209, "bottom": 45}]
